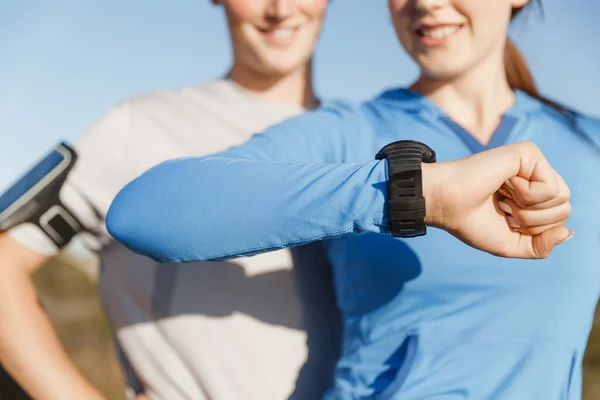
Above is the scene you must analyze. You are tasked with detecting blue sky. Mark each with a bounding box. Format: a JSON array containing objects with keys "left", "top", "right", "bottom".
[{"left": 1, "top": 0, "right": 599, "bottom": 190}]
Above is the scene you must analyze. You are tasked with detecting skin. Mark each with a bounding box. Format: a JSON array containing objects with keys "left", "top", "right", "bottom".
[
  {"left": 390, "top": 0, "right": 529, "bottom": 144},
  {"left": 218, "top": 0, "right": 328, "bottom": 108},
  {"left": 385, "top": 0, "right": 572, "bottom": 256},
  {"left": 0, "top": 1, "right": 328, "bottom": 399},
  {"left": 423, "top": 142, "right": 573, "bottom": 259},
  {"left": 1, "top": 0, "right": 573, "bottom": 398}
]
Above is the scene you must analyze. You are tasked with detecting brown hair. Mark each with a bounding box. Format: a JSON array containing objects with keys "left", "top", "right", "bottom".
[
  {"left": 505, "top": 2, "right": 574, "bottom": 119},
  {"left": 506, "top": 2, "right": 600, "bottom": 155}
]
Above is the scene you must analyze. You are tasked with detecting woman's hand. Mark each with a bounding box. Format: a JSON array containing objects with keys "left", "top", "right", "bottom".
[{"left": 423, "top": 141, "right": 573, "bottom": 259}]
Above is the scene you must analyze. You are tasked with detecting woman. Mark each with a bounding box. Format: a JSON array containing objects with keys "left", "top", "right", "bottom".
[
  {"left": 0, "top": 1, "right": 338, "bottom": 399},
  {"left": 108, "top": 0, "right": 599, "bottom": 399}
]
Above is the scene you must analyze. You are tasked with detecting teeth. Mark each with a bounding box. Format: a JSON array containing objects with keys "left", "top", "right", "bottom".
[
  {"left": 271, "top": 28, "right": 294, "bottom": 39},
  {"left": 421, "top": 26, "right": 459, "bottom": 39}
]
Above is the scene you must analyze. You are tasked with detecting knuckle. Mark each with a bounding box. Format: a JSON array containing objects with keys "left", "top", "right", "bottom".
[
  {"left": 550, "top": 183, "right": 560, "bottom": 199},
  {"left": 520, "top": 187, "right": 557, "bottom": 207},
  {"left": 521, "top": 141, "right": 542, "bottom": 156},
  {"left": 543, "top": 182, "right": 560, "bottom": 202},
  {"left": 520, "top": 192, "right": 538, "bottom": 207},
  {"left": 562, "top": 185, "right": 571, "bottom": 202},
  {"left": 561, "top": 202, "right": 573, "bottom": 219}
]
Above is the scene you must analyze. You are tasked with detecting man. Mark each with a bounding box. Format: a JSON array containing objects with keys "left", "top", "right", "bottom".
[{"left": 0, "top": 1, "right": 339, "bottom": 399}]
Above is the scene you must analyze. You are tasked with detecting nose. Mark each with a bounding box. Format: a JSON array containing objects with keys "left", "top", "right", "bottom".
[
  {"left": 412, "top": 0, "right": 446, "bottom": 11},
  {"left": 266, "top": 0, "right": 296, "bottom": 21}
]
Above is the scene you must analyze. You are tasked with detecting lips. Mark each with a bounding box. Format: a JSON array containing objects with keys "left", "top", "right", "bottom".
[
  {"left": 413, "top": 23, "right": 464, "bottom": 46},
  {"left": 416, "top": 25, "right": 461, "bottom": 39},
  {"left": 257, "top": 26, "right": 300, "bottom": 46}
]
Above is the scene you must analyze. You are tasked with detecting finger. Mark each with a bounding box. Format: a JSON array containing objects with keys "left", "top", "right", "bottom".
[
  {"left": 508, "top": 174, "right": 559, "bottom": 207},
  {"left": 506, "top": 170, "right": 570, "bottom": 210},
  {"left": 498, "top": 198, "right": 572, "bottom": 227},
  {"left": 454, "top": 143, "right": 538, "bottom": 201},
  {"left": 511, "top": 220, "right": 567, "bottom": 236},
  {"left": 529, "top": 227, "right": 574, "bottom": 258},
  {"left": 501, "top": 226, "right": 573, "bottom": 259},
  {"left": 497, "top": 183, "right": 513, "bottom": 199},
  {"left": 490, "top": 142, "right": 560, "bottom": 205},
  {"left": 511, "top": 142, "right": 560, "bottom": 206}
]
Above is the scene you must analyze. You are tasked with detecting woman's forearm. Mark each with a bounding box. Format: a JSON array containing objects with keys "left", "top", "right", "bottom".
[{"left": 107, "top": 157, "right": 390, "bottom": 263}]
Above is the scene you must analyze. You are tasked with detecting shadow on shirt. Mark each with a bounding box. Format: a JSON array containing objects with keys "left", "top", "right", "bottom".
[
  {"left": 148, "top": 242, "right": 343, "bottom": 400},
  {"left": 102, "top": 236, "right": 422, "bottom": 399}
]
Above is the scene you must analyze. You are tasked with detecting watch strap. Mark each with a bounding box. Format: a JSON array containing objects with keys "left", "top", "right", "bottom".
[{"left": 376, "top": 140, "right": 436, "bottom": 237}]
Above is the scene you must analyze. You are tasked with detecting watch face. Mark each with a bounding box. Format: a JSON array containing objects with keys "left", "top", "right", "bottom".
[{"left": 0, "top": 146, "right": 71, "bottom": 224}]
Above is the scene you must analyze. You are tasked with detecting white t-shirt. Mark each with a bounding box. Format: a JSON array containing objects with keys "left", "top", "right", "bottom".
[{"left": 9, "top": 79, "right": 340, "bottom": 400}]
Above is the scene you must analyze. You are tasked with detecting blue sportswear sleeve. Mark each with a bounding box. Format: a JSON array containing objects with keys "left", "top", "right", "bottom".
[{"left": 106, "top": 101, "right": 391, "bottom": 263}]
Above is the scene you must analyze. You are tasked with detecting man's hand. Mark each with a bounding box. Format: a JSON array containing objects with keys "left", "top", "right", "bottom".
[
  {"left": 0, "top": 233, "right": 106, "bottom": 400},
  {"left": 423, "top": 141, "right": 573, "bottom": 259}
]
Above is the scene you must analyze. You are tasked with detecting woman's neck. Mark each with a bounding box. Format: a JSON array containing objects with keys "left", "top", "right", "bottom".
[
  {"left": 410, "top": 51, "right": 516, "bottom": 146},
  {"left": 228, "top": 61, "right": 319, "bottom": 110}
]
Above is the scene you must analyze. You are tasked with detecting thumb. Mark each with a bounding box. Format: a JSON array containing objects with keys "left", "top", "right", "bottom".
[{"left": 530, "top": 227, "right": 574, "bottom": 258}]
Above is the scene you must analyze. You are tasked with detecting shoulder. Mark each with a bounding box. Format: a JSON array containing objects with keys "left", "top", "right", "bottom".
[
  {"left": 574, "top": 112, "right": 600, "bottom": 135},
  {"left": 357, "top": 88, "right": 441, "bottom": 143},
  {"left": 524, "top": 96, "right": 600, "bottom": 159},
  {"left": 534, "top": 100, "right": 600, "bottom": 144},
  {"left": 124, "top": 79, "right": 230, "bottom": 112},
  {"left": 115, "top": 79, "right": 229, "bottom": 124},
  {"left": 269, "top": 97, "right": 366, "bottom": 131},
  {"left": 72, "top": 80, "right": 230, "bottom": 149},
  {"left": 520, "top": 90, "right": 598, "bottom": 132},
  {"left": 95, "top": 79, "right": 243, "bottom": 123},
  {"left": 361, "top": 87, "right": 439, "bottom": 123},
  {"left": 574, "top": 112, "right": 600, "bottom": 152},
  {"left": 303, "top": 86, "right": 425, "bottom": 119},
  {"left": 299, "top": 87, "right": 426, "bottom": 133}
]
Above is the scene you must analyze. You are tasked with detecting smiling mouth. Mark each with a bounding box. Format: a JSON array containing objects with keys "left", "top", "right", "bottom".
[
  {"left": 415, "top": 24, "right": 463, "bottom": 40},
  {"left": 257, "top": 26, "right": 300, "bottom": 45}
]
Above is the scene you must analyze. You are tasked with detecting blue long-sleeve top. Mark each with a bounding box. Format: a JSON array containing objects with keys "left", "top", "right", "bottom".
[{"left": 107, "top": 89, "right": 600, "bottom": 400}]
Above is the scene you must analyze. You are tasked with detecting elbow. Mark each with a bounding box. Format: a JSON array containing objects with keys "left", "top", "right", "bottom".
[
  {"left": 106, "top": 176, "right": 178, "bottom": 262},
  {"left": 106, "top": 182, "right": 152, "bottom": 257},
  {"left": 106, "top": 161, "right": 206, "bottom": 263},
  {"left": 107, "top": 157, "right": 238, "bottom": 263}
]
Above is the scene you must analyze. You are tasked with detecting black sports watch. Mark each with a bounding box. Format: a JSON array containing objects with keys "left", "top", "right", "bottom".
[{"left": 375, "top": 140, "right": 437, "bottom": 238}]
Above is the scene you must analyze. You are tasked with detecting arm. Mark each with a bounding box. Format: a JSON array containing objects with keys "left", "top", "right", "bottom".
[
  {"left": 108, "top": 156, "right": 390, "bottom": 263},
  {"left": 0, "top": 233, "right": 105, "bottom": 400},
  {"left": 0, "top": 104, "right": 139, "bottom": 400},
  {"left": 106, "top": 101, "right": 389, "bottom": 262},
  {"left": 107, "top": 102, "right": 573, "bottom": 262}
]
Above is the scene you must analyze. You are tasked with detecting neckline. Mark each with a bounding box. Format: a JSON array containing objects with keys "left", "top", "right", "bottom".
[
  {"left": 380, "top": 88, "right": 543, "bottom": 153},
  {"left": 381, "top": 87, "right": 543, "bottom": 119}
]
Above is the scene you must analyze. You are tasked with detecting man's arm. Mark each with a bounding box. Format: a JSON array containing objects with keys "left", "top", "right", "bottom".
[{"left": 0, "top": 232, "right": 105, "bottom": 400}]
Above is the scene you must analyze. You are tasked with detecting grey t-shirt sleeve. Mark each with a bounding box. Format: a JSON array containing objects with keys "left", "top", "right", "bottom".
[{"left": 8, "top": 102, "right": 138, "bottom": 255}]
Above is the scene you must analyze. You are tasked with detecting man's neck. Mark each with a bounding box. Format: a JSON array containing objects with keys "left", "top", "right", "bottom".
[
  {"left": 410, "top": 49, "right": 516, "bottom": 145},
  {"left": 228, "top": 62, "right": 319, "bottom": 110}
]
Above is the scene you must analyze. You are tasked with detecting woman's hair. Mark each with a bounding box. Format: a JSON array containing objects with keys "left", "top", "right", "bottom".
[
  {"left": 505, "top": 1, "right": 572, "bottom": 118},
  {"left": 507, "top": 1, "right": 600, "bottom": 154}
]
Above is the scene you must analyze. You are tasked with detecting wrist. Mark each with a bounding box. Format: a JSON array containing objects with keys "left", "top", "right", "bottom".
[{"left": 422, "top": 162, "right": 445, "bottom": 229}]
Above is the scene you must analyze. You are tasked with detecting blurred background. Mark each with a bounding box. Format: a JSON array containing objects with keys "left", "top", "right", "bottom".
[{"left": 1, "top": 0, "right": 599, "bottom": 398}]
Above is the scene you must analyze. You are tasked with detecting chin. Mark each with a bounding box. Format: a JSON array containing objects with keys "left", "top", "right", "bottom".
[
  {"left": 258, "top": 55, "right": 310, "bottom": 77},
  {"left": 416, "top": 60, "right": 467, "bottom": 82}
]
